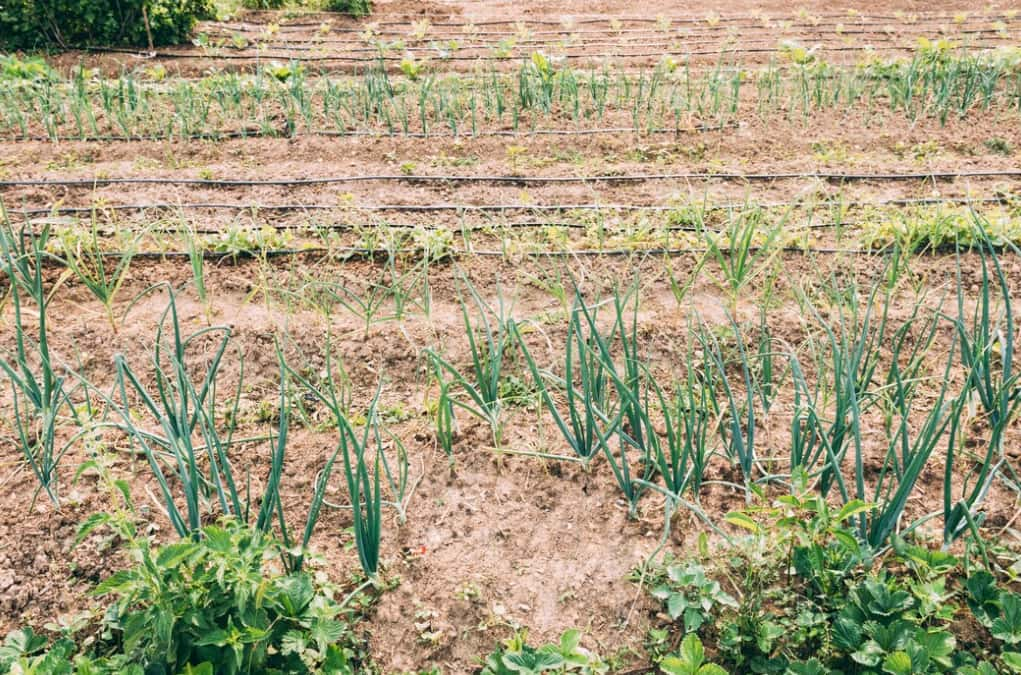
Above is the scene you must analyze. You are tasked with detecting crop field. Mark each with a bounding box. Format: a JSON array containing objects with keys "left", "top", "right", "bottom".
[{"left": 3, "top": 0, "right": 1021, "bottom": 672}]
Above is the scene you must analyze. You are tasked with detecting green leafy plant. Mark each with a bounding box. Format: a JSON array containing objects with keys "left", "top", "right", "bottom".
[
  {"left": 324, "top": 0, "right": 371, "bottom": 15},
  {"left": 650, "top": 562, "right": 738, "bottom": 635},
  {"left": 480, "top": 629, "right": 606, "bottom": 674},
  {"left": 659, "top": 634, "right": 727, "bottom": 675},
  {"left": 5, "top": 521, "right": 364, "bottom": 674}
]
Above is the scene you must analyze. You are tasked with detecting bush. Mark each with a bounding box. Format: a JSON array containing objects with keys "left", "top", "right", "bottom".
[
  {"left": 0, "top": 0, "right": 214, "bottom": 50},
  {"left": 324, "top": 0, "right": 371, "bottom": 15},
  {"left": 0, "top": 521, "right": 366, "bottom": 674}
]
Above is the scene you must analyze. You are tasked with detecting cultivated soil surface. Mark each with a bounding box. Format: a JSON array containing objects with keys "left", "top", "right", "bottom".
[{"left": 2, "top": 1, "right": 1021, "bottom": 672}]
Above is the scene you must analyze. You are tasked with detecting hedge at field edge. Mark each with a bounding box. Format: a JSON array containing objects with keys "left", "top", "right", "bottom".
[{"left": 0, "top": 0, "right": 214, "bottom": 49}]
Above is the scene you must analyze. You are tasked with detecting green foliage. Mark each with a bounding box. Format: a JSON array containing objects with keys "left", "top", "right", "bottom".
[
  {"left": 1, "top": 46, "right": 1016, "bottom": 142},
  {"left": 109, "top": 287, "right": 248, "bottom": 539},
  {"left": 512, "top": 287, "right": 616, "bottom": 466},
  {"left": 97, "top": 522, "right": 357, "bottom": 673},
  {"left": 660, "top": 635, "right": 727, "bottom": 675},
  {"left": 0, "top": 0, "right": 214, "bottom": 49},
  {"left": 1, "top": 522, "right": 363, "bottom": 674},
  {"left": 426, "top": 278, "right": 517, "bottom": 442},
  {"left": 286, "top": 354, "right": 387, "bottom": 582},
  {"left": 323, "top": 0, "right": 371, "bottom": 15},
  {"left": 860, "top": 207, "right": 1021, "bottom": 251},
  {"left": 480, "top": 630, "right": 607, "bottom": 674},
  {"left": 0, "top": 54, "right": 55, "bottom": 81},
  {"left": 650, "top": 562, "right": 738, "bottom": 635},
  {"left": 644, "top": 500, "right": 1016, "bottom": 674}
]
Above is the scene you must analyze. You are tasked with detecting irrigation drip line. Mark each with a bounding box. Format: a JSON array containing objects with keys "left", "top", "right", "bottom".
[
  {"left": 79, "top": 41, "right": 994, "bottom": 63},
  {"left": 4, "top": 169, "right": 1019, "bottom": 189},
  {"left": 206, "top": 25, "right": 1018, "bottom": 45},
  {"left": 215, "top": 12, "right": 1021, "bottom": 31},
  {"left": 0, "top": 123, "right": 733, "bottom": 144},
  {"left": 87, "top": 244, "right": 877, "bottom": 262},
  {"left": 12, "top": 215, "right": 866, "bottom": 236},
  {"left": 5, "top": 196, "right": 1013, "bottom": 217},
  {"left": 193, "top": 32, "right": 1015, "bottom": 54}
]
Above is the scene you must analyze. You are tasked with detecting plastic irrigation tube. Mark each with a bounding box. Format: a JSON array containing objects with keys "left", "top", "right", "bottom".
[
  {"left": 92, "top": 244, "right": 873, "bottom": 262},
  {"left": 219, "top": 12, "right": 1021, "bottom": 30},
  {"left": 233, "top": 22, "right": 1019, "bottom": 39},
  {"left": 79, "top": 41, "right": 985, "bottom": 62},
  {"left": 195, "top": 32, "right": 1015, "bottom": 54},
  {"left": 187, "top": 37, "right": 1014, "bottom": 60},
  {"left": 4, "top": 169, "right": 1020, "bottom": 189},
  {"left": 5, "top": 196, "right": 1013, "bottom": 217},
  {"left": 13, "top": 216, "right": 857, "bottom": 235},
  {"left": 209, "top": 24, "right": 1017, "bottom": 43},
  {"left": 1, "top": 123, "right": 734, "bottom": 144}
]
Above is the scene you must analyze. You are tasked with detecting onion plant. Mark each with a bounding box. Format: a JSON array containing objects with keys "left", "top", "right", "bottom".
[
  {"left": 110, "top": 287, "right": 242, "bottom": 538},
  {"left": 183, "top": 224, "right": 209, "bottom": 319},
  {"left": 425, "top": 278, "right": 512, "bottom": 445},
  {"left": 646, "top": 348, "right": 714, "bottom": 504},
  {"left": 511, "top": 286, "right": 615, "bottom": 467},
  {"left": 341, "top": 393, "right": 384, "bottom": 581},
  {"left": 701, "top": 205, "right": 785, "bottom": 310},
  {"left": 434, "top": 371, "right": 456, "bottom": 463},
  {"left": 288, "top": 357, "right": 385, "bottom": 583},
  {"left": 0, "top": 221, "right": 77, "bottom": 504},
  {"left": 2, "top": 48, "right": 1017, "bottom": 141},
  {"left": 859, "top": 344, "right": 962, "bottom": 549},
  {"left": 573, "top": 283, "right": 654, "bottom": 518},
  {"left": 694, "top": 319, "right": 757, "bottom": 492},
  {"left": 796, "top": 276, "right": 889, "bottom": 497},
  {"left": 943, "top": 236, "right": 1020, "bottom": 544},
  {"left": 108, "top": 295, "right": 337, "bottom": 571}
]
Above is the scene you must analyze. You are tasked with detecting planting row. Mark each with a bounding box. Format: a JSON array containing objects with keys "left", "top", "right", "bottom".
[
  {"left": 2, "top": 44, "right": 1019, "bottom": 140},
  {"left": 8, "top": 201, "right": 1021, "bottom": 261}
]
